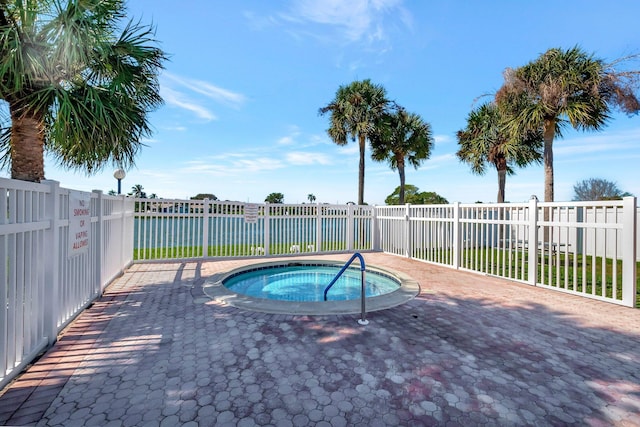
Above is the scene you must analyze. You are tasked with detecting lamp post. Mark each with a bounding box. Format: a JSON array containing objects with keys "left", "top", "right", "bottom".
[{"left": 113, "top": 169, "right": 126, "bottom": 194}]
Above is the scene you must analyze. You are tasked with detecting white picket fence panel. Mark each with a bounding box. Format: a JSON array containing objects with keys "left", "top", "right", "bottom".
[
  {"left": 1, "top": 178, "right": 133, "bottom": 390},
  {"left": 377, "top": 197, "right": 638, "bottom": 308},
  {"left": 132, "top": 200, "right": 376, "bottom": 259}
]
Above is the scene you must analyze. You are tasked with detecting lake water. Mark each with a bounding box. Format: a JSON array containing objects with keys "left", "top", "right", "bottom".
[{"left": 133, "top": 216, "right": 370, "bottom": 249}]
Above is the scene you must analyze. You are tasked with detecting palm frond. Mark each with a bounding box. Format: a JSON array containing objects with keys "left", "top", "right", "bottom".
[
  {"left": 0, "top": 100, "right": 11, "bottom": 169},
  {"left": 320, "top": 79, "right": 393, "bottom": 152},
  {"left": 370, "top": 106, "right": 433, "bottom": 171},
  {"left": 457, "top": 101, "right": 543, "bottom": 178},
  {"left": 0, "top": 0, "right": 165, "bottom": 179}
]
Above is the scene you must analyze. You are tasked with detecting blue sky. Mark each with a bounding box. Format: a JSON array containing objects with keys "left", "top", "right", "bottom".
[{"left": 17, "top": 1, "right": 640, "bottom": 204}]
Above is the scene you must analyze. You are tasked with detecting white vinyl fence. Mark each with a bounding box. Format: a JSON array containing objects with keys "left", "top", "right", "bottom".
[
  {"left": 377, "top": 197, "right": 638, "bottom": 307},
  {"left": 133, "top": 196, "right": 637, "bottom": 308},
  {"left": 1, "top": 178, "right": 133, "bottom": 389},
  {"left": 2, "top": 180, "right": 638, "bottom": 390},
  {"left": 132, "top": 199, "right": 376, "bottom": 259}
]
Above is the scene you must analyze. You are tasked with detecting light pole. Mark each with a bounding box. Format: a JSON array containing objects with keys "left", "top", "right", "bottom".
[{"left": 113, "top": 169, "right": 126, "bottom": 195}]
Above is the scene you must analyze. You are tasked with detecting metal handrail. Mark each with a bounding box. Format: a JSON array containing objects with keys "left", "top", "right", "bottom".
[{"left": 323, "top": 252, "right": 369, "bottom": 325}]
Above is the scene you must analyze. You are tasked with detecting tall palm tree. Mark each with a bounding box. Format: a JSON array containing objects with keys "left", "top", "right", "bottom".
[
  {"left": 456, "top": 102, "right": 543, "bottom": 203},
  {"left": 319, "top": 79, "right": 390, "bottom": 205},
  {"left": 370, "top": 107, "right": 434, "bottom": 205},
  {"left": 307, "top": 194, "right": 316, "bottom": 203},
  {"left": 497, "top": 46, "right": 640, "bottom": 201},
  {"left": 0, "top": 0, "right": 166, "bottom": 182}
]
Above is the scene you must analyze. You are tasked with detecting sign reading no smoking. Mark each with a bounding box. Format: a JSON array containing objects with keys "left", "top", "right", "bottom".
[
  {"left": 244, "top": 203, "right": 259, "bottom": 224},
  {"left": 69, "top": 191, "right": 91, "bottom": 256}
]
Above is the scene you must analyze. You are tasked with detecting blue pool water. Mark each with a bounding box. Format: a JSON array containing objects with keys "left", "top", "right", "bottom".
[{"left": 223, "top": 265, "right": 400, "bottom": 302}]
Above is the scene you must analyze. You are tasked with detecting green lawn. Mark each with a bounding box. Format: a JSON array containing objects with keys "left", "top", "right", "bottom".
[
  {"left": 412, "top": 246, "right": 639, "bottom": 307},
  {"left": 456, "top": 248, "right": 640, "bottom": 308},
  {"left": 133, "top": 241, "right": 353, "bottom": 260}
]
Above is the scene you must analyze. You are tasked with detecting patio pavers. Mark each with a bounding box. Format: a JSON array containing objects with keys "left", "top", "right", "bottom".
[{"left": 1, "top": 253, "right": 639, "bottom": 426}]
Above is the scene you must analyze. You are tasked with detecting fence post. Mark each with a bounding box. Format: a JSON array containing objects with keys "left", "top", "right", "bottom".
[
  {"left": 372, "top": 206, "right": 380, "bottom": 251},
  {"left": 43, "top": 180, "right": 61, "bottom": 345},
  {"left": 120, "top": 195, "right": 128, "bottom": 270},
  {"left": 203, "top": 199, "right": 210, "bottom": 258},
  {"left": 527, "top": 196, "right": 539, "bottom": 286},
  {"left": 575, "top": 205, "right": 584, "bottom": 258},
  {"left": 316, "top": 204, "right": 322, "bottom": 253},
  {"left": 621, "top": 196, "right": 637, "bottom": 307},
  {"left": 93, "top": 190, "right": 104, "bottom": 295},
  {"left": 403, "top": 204, "right": 410, "bottom": 258},
  {"left": 264, "top": 203, "right": 270, "bottom": 256},
  {"left": 452, "top": 202, "right": 460, "bottom": 269},
  {"left": 347, "top": 204, "right": 355, "bottom": 251}
]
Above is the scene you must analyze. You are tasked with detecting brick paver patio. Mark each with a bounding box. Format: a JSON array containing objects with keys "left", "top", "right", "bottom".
[{"left": 1, "top": 253, "right": 639, "bottom": 426}]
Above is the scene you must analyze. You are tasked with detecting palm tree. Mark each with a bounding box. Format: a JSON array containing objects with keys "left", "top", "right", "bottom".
[
  {"left": 319, "top": 79, "right": 390, "bottom": 205},
  {"left": 497, "top": 46, "right": 640, "bottom": 202},
  {"left": 370, "top": 107, "right": 434, "bottom": 205},
  {"left": 307, "top": 194, "right": 316, "bottom": 203},
  {"left": 130, "top": 184, "right": 146, "bottom": 198},
  {"left": 0, "top": 0, "right": 166, "bottom": 182},
  {"left": 456, "top": 102, "right": 543, "bottom": 203}
]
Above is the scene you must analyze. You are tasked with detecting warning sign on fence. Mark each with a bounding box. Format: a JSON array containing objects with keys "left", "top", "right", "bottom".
[
  {"left": 69, "top": 191, "right": 91, "bottom": 256},
  {"left": 244, "top": 203, "right": 259, "bottom": 224}
]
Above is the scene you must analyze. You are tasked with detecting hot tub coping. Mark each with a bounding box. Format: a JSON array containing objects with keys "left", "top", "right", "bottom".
[{"left": 202, "top": 260, "right": 420, "bottom": 315}]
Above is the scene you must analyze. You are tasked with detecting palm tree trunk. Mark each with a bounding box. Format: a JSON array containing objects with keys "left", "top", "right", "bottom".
[
  {"left": 495, "top": 155, "right": 508, "bottom": 203},
  {"left": 10, "top": 102, "right": 46, "bottom": 182},
  {"left": 543, "top": 119, "right": 555, "bottom": 202},
  {"left": 398, "top": 157, "right": 406, "bottom": 205},
  {"left": 497, "top": 168, "right": 506, "bottom": 203},
  {"left": 358, "top": 133, "right": 366, "bottom": 205},
  {"left": 542, "top": 119, "right": 556, "bottom": 244},
  {"left": 495, "top": 158, "right": 508, "bottom": 242}
]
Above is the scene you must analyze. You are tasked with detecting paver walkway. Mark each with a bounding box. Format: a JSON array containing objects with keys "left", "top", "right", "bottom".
[{"left": 1, "top": 253, "right": 639, "bottom": 426}]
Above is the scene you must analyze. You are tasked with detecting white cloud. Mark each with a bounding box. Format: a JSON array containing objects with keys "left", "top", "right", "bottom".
[
  {"left": 434, "top": 134, "right": 453, "bottom": 145},
  {"left": 162, "top": 72, "right": 246, "bottom": 109},
  {"left": 243, "top": 10, "right": 280, "bottom": 31},
  {"left": 160, "top": 86, "right": 216, "bottom": 121},
  {"left": 278, "top": 136, "right": 296, "bottom": 145},
  {"left": 426, "top": 153, "right": 457, "bottom": 168},
  {"left": 555, "top": 142, "right": 629, "bottom": 156},
  {"left": 336, "top": 144, "right": 359, "bottom": 155},
  {"left": 234, "top": 157, "right": 285, "bottom": 172},
  {"left": 282, "top": 0, "right": 409, "bottom": 44},
  {"left": 180, "top": 155, "right": 286, "bottom": 176},
  {"left": 286, "top": 151, "right": 332, "bottom": 165},
  {"left": 276, "top": 125, "right": 304, "bottom": 145},
  {"left": 554, "top": 129, "right": 640, "bottom": 156},
  {"left": 179, "top": 161, "right": 233, "bottom": 177},
  {"left": 308, "top": 134, "right": 331, "bottom": 146},
  {"left": 162, "top": 125, "right": 187, "bottom": 132}
]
